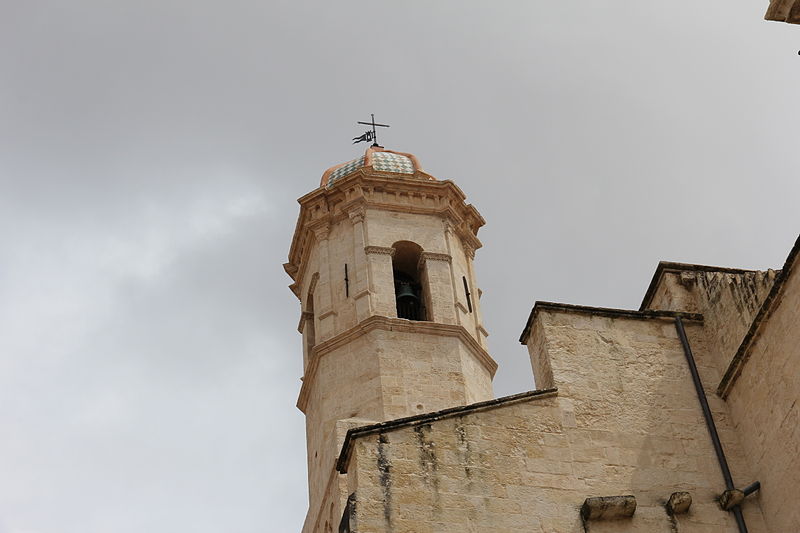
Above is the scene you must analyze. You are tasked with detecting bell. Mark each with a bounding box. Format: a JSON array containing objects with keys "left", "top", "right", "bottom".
[{"left": 395, "top": 282, "right": 419, "bottom": 302}]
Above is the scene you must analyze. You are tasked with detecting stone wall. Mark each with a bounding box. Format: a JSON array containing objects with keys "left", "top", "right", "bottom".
[
  {"left": 342, "top": 308, "right": 769, "bottom": 532},
  {"left": 724, "top": 257, "right": 800, "bottom": 533},
  {"left": 643, "top": 266, "right": 776, "bottom": 388}
]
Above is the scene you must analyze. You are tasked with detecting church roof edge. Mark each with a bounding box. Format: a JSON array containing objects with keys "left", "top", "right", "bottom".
[
  {"left": 718, "top": 232, "right": 800, "bottom": 397},
  {"left": 518, "top": 301, "right": 703, "bottom": 345},
  {"left": 639, "top": 261, "right": 767, "bottom": 312},
  {"left": 336, "top": 387, "right": 559, "bottom": 474}
]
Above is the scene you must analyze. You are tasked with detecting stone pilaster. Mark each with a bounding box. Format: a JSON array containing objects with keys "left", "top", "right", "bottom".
[
  {"left": 349, "top": 208, "right": 371, "bottom": 322},
  {"left": 365, "top": 246, "right": 397, "bottom": 318},
  {"left": 419, "top": 251, "right": 456, "bottom": 324},
  {"left": 312, "top": 224, "right": 336, "bottom": 342}
]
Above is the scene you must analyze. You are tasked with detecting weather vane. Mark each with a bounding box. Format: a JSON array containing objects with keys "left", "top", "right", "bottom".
[{"left": 353, "top": 114, "right": 390, "bottom": 147}]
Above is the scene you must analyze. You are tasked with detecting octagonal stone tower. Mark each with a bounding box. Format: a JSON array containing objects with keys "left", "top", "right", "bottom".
[{"left": 285, "top": 146, "right": 496, "bottom": 532}]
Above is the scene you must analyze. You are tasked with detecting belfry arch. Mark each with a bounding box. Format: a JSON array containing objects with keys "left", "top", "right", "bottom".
[{"left": 391, "top": 240, "right": 426, "bottom": 321}]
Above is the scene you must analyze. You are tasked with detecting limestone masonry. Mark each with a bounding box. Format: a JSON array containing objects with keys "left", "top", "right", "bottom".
[{"left": 285, "top": 146, "right": 799, "bottom": 532}]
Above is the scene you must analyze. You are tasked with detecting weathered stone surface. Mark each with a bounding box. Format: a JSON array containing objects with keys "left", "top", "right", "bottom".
[
  {"left": 341, "top": 308, "right": 771, "bottom": 532},
  {"left": 720, "top": 488, "right": 745, "bottom": 511},
  {"left": 286, "top": 157, "right": 497, "bottom": 533},
  {"left": 581, "top": 495, "right": 636, "bottom": 520},
  {"left": 666, "top": 491, "right": 692, "bottom": 514},
  {"left": 289, "top": 150, "right": 799, "bottom": 533}
]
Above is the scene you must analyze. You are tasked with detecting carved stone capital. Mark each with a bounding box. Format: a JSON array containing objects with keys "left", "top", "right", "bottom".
[
  {"left": 311, "top": 224, "right": 330, "bottom": 241},
  {"left": 348, "top": 207, "right": 366, "bottom": 224},
  {"left": 418, "top": 251, "right": 452, "bottom": 270},
  {"left": 364, "top": 246, "right": 395, "bottom": 257}
]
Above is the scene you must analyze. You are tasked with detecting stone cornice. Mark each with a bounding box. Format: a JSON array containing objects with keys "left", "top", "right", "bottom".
[
  {"left": 285, "top": 172, "right": 485, "bottom": 295},
  {"left": 296, "top": 316, "right": 499, "bottom": 413}
]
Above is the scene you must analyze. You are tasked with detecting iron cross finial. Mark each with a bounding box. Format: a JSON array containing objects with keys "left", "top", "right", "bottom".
[{"left": 353, "top": 114, "right": 390, "bottom": 147}]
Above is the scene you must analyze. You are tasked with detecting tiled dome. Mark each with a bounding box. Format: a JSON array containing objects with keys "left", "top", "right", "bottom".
[{"left": 320, "top": 147, "right": 426, "bottom": 188}]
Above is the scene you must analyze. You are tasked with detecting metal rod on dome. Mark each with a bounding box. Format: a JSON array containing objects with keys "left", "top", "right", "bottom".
[{"left": 357, "top": 114, "right": 389, "bottom": 147}]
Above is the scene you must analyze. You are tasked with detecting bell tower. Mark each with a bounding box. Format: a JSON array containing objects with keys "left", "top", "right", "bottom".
[{"left": 285, "top": 146, "right": 496, "bottom": 533}]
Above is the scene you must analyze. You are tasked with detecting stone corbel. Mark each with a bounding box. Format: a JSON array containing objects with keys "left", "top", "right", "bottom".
[
  {"left": 666, "top": 492, "right": 691, "bottom": 515},
  {"left": 581, "top": 495, "right": 636, "bottom": 521}
]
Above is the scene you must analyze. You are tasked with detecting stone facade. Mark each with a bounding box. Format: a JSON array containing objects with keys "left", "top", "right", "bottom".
[
  {"left": 339, "top": 306, "right": 770, "bottom": 532},
  {"left": 287, "top": 147, "right": 800, "bottom": 532}
]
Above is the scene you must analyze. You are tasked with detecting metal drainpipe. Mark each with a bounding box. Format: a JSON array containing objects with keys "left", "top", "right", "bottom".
[{"left": 674, "top": 317, "right": 749, "bottom": 533}]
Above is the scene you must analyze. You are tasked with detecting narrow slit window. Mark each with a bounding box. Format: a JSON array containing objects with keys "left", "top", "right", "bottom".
[
  {"left": 344, "top": 264, "right": 349, "bottom": 298},
  {"left": 463, "top": 276, "right": 473, "bottom": 313}
]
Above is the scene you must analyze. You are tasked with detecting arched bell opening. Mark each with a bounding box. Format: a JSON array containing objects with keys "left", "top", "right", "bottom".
[{"left": 391, "top": 241, "right": 427, "bottom": 321}]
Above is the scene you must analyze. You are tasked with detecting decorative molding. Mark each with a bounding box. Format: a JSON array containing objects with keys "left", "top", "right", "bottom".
[
  {"left": 311, "top": 223, "right": 330, "bottom": 241},
  {"left": 364, "top": 245, "right": 395, "bottom": 257},
  {"left": 347, "top": 206, "right": 366, "bottom": 224},
  {"left": 353, "top": 288, "right": 370, "bottom": 300},
  {"left": 297, "top": 316, "right": 499, "bottom": 413},
  {"left": 318, "top": 307, "right": 336, "bottom": 320},
  {"left": 419, "top": 251, "right": 452, "bottom": 268},
  {"left": 286, "top": 174, "right": 486, "bottom": 285}
]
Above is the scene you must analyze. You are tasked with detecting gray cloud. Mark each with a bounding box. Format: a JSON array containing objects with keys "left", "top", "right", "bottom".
[{"left": 1, "top": 1, "right": 799, "bottom": 531}]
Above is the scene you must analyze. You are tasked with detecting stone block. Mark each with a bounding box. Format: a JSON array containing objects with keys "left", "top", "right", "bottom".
[
  {"left": 580, "top": 495, "right": 637, "bottom": 520},
  {"left": 666, "top": 491, "right": 692, "bottom": 515}
]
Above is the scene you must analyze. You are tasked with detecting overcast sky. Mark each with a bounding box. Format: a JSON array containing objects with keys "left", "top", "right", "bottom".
[{"left": 1, "top": 2, "right": 799, "bottom": 532}]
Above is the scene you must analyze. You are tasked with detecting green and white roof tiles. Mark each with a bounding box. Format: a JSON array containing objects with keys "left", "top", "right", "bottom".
[{"left": 323, "top": 148, "right": 418, "bottom": 188}]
